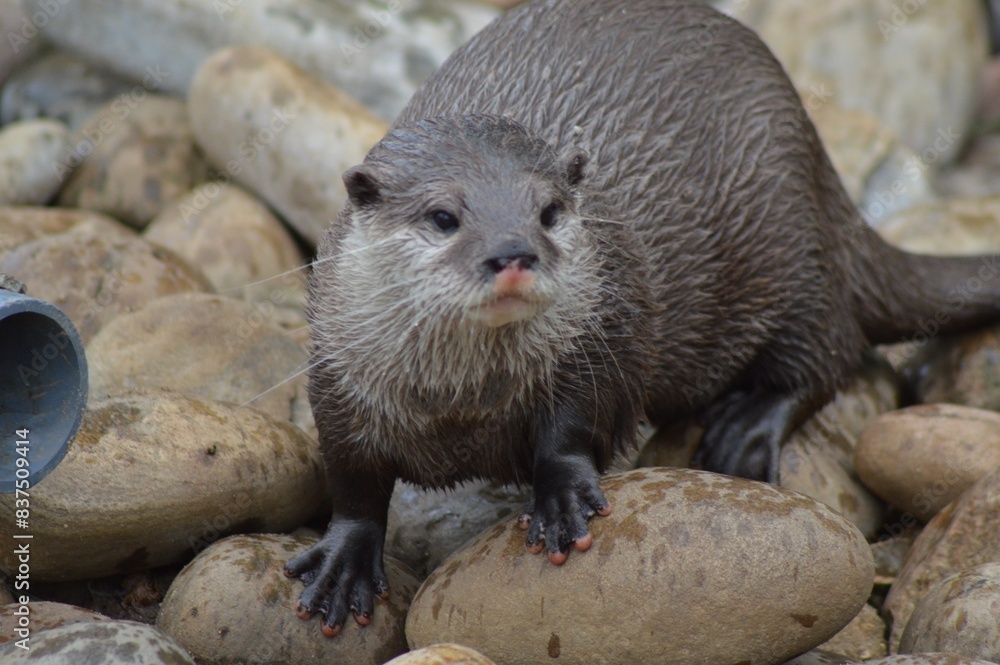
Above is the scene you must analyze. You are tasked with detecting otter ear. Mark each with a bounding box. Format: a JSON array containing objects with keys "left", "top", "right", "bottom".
[
  {"left": 343, "top": 165, "right": 382, "bottom": 208},
  {"left": 562, "top": 149, "right": 589, "bottom": 188}
]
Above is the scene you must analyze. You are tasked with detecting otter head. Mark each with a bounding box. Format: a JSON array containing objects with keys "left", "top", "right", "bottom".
[{"left": 341, "top": 114, "right": 591, "bottom": 329}]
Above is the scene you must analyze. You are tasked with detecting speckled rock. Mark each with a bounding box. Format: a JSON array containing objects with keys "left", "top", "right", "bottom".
[
  {"left": 0, "top": 119, "right": 70, "bottom": 205},
  {"left": 86, "top": 292, "right": 310, "bottom": 429},
  {"left": 0, "top": 602, "right": 109, "bottom": 648},
  {"left": 25, "top": 0, "right": 497, "bottom": 122},
  {"left": 814, "top": 603, "right": 887, "bottom": 661},
  {"left": 0, "top": 393, "right": 324, "bottom": 581},
  {"left": 855, "top": 404, "right": 1000, "bottom": 522},
  {"left": 157, "top": 534, "right": 417, "bottom": 665},
  {"left": 0, "top": 51, "right": 135, "bottom": 130},
  {"left": 862, "top": 656, "right": 998, "bottom": 665},
  {"left": 57, "top": 94, "right": 211, "bottom": 229},
  {"left": 386, "top": 480, "right": 530, "bottom": 580},
  {"left": 723, "top": 0, "right": 988, "bottom": 166},
  {"left": 810, "top": 103, "right": 935, "bottom": 226},
  {"left": 188, "top": 46, "right": 387, "bottom": 246},
  {"left": 386, "top": 644, "right": 497, "bottom": 665},
  {"left": 407, "top": 468, "right": 874, "bottom": 665},
  {"left": 0, "top": 619, "right": 195, "bottom": 663},
  {"left": 143, "top": 183, "right": 306, "bottom": 305},
  {"left": 779, "top": 353, "right": 899, "bottom": 538},
  {"left": 0, "top": 206, "right": 129, "bottom": 258},
  {"left": 883, "top": 468, "right": 1000, "bottom": 651},
  {"left": 903, "top": 325, "right": 1000, "bottom": 411},
  {"left": 899, "top": 562, "right": 1000, "bottom": 660},
  {"left": 782, "top": 650, "right": 852, "bottom": 665},
  {"left": 0, "top": 221, "right": 210, "bottom": 343},
  {"left": 878, "top": 196, "right": 1000, "bottom": 255}
]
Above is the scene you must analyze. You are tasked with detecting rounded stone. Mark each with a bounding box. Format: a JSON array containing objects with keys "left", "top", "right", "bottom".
[
  {"left": 143, "top": 183, "right": 307, "bottom": 303},
  {"left": 883, "top": 467, "right": 1000, "bottom": 651},
  {"left": 855, "top": 404, "right": 1000, "bottom": 522},
  {"left": 0, "top": 207, "right": 130, "bottom": 258},
  {"left": 0, "top": 52, "right": 135, "bottom": 131},
  {"left": 779, "top": 353, "right": 899, "bottom": 538},
  {"left": 899, "top": 562, "right": 1000, "bottom": 660},
  {"left": 386, "top": 480, "right": 529, "bottom": 581},
  {"left": 0, "top": 221, "right": 211, "bottom": 343},
  {"left": 903, "top": 326, "right": 1000, "bottom": 412},
  {"left": 862, "top": 656, "right": 998, "bottom": 665},
  {"left": 157, "top": 534, "right": 417, "bottom": 665},
  {"left": 86, "top": 292, "right": 309, "bottom": 426},
  {"left": 188, "top": 46, "right": 388, "bottom": 246},
  {"left": 878, "top": 196, "right": 1000, "bottom": 255},
  {"left": 386, "top": 644, "right": 497, "bottom": 665},
  {"left": 406, "top": 468, "right": 874, "bottom": 665},
  {"left": 814, "top": 603, "right": 887, "bottom": 661},
  {"left": 0, "top": 602, "right": 109, "bottom": 648},
  {"left": 0, "top": 619, "right": 195, "bottom": 663},
  {"left": 0, "top": 393, "right": 324, "bottom": 581},
  {"left": 57, "top": 94, "right": 211, "bottom": 229},
  {"left": 0, "top": 119, "right": 71, "bottom": 205}
]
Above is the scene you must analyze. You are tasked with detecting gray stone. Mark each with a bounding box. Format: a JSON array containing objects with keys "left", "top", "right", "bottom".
[
  {"left": 0, "top": 119, "right": 69, "bottom": 205},
  {"left": 0, "top": 619, "right": 195, "bottom": 663}
]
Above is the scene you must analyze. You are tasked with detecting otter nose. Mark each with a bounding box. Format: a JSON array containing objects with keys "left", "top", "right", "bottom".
[{"left": 484, "top": 241, "right": 539, "bottom": 274}]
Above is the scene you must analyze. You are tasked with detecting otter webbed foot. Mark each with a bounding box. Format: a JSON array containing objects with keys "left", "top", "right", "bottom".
[
  {"left": 517, "top": 454, "right": 611, "bottom": 564},
  {"left": 284, "top": 519, "right": 389, "bottom": 637},
  {"left": 693, "top": 388, "right": 809, "bottom": 483}
]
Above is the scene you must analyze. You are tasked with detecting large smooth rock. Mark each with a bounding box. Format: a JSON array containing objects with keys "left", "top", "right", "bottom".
[
  {"left": 899, "top": 562, "right": 1000, "bottom": 660},
  {"left": 883, "top": 468, "right": 1000, "bottom": 651},
  {"left": 0, "top": 206, "right": 128, "bottom": 258},
  {"left": 0, "top": 1, "right": 46, "bottom": 87},
  {"left": 723, "top": 0, "right": 988, "bottom": 165},
  {"left": 0, "top": 393, "right": 324, "bottom": 581},
  {"left": 0, "top": 619, "right": 195, "bottom": 663},
  {"left": 407, "top": 468, "right": 874, "bottom": 665},
  {"left": 158, "top": 534, "right": 418, "bottom": 665},
  {"left": 862, "top": 657, "right": 998, "bottom": 665},
  {"left": 0, "top": 51, "right": 135, "bottom": 130},
  {"left": 386, "top": 644, "right": 497, "bottom": 665},
  {"left": 0, "top": 221, "right": 210, "bottom": 343},
  {"left": 0, "top": 119, "right": 70, "bottom": 205},
  {"left": 86, "top": 292, "right": 310, "bottom": 427},
  {"left": 57, "top": 94, "right": 211, "bottom": 229},
  {"left": 855, "top": 404, "right": 1000, "bottom": 522},
  {"left": 188, "top": 46, "right": 387, "bottom": 246},
  {"left": 25, "top": 0, "right": 497, "bottom": 121},
  {"left": 143, "top": 183, "right": 307, "bottom": 303}
]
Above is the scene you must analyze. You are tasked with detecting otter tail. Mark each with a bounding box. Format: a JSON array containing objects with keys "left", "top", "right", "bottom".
[{"left": 850, "top": 224, "right": 1000, "bottom": 345}]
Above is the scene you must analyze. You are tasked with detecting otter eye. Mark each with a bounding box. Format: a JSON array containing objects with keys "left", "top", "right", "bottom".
[
  {"left": 430, "top": 210, "right": 460, "bottom": 234},
  {"left": 540, "top": 203, "right": 561, "bottom": 229}
]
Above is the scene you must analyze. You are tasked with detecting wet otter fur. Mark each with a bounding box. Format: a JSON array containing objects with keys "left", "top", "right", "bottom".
[{"left": 286, "top": 0, "right": 1000, "bottom": 635}]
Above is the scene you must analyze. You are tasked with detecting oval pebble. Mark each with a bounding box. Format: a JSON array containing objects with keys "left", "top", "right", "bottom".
[
  {"left": 0, "top": 206, "right": 129, "bottom": 258},
  {"left": 862, "top": 656, "right": 999, "bottom": 665},
  {"left": 0, "top": 393, "right": 324, "bottom": 581},
  {"left": 883, "top": 467, "right": 1000, "bottom": 651},
  {"left": 86, "top": 292, "right": 309, "bottom": 427},
  {"left": 157, "top": 534, "right": 417, "bottom": 665},
  {"left": 0, "top": 619, "right": 195, "bottom": 664},
  {"left": 899, "top": 562, "right": 1000, "bottom": 660},
  {"left": 406, "top": 468, "right": 874, "bottom": 665},
  {"left": 855, "top": 404, "right": 1000, "bottom": 522},
  {"left": 0, "top": 221, "right": 211, "bottom": 343},
  {"left": 0, "top": 119, "right": 71, "bottom": 205},
  {"left": 386, "top": 644, "right": 497, "bottom": 665},
  {"left": 0, "top": 602, "right": 109, "bottom": 648},
  {"left": 188, "top": 46, "right": 388, "bottom": 246}
]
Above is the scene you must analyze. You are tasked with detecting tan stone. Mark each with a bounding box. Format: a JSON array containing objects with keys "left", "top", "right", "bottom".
[{"left": 386, "top": 644, "right": 497, "bottom": 665}]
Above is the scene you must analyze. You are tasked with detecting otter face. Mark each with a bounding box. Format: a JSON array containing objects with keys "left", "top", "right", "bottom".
[{"left": 339, "top": 114, "right": 591, "bottom": 331}]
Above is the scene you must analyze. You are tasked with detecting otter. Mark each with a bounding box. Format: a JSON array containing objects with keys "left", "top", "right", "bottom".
[{"left": 286, "top": 0, "right": 1000, "bottom": 635}]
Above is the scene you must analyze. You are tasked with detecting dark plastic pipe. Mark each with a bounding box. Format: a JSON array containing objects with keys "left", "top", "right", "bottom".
[{"left": 0, "top": 286, "right": 87, "bottom": 492}]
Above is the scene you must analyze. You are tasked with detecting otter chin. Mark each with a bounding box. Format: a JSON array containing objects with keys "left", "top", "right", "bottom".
[{"left": 287, "top": 0, "right": 1000, "bottom": 639}]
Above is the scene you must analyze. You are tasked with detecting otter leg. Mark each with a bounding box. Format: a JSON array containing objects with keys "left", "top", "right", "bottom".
[
  {"left": 284, "top": 467, "right": 392, "bottom": 637},
  {"left": 518, "top": 406, "right": 613, "bottom": 564},
  {"left": 693, "top": 387, "right": 815, "bottom": 483}
]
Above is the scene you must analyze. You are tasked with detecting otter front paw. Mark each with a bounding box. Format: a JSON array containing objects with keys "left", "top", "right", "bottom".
[
  {"left": 283, "top": 520, "right": 389, "bottom": 637},
  {"left": 517, "top": 461, "right": 611, "bottom": 565}
]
